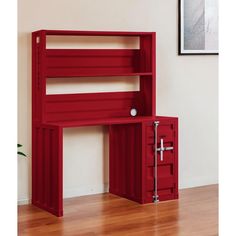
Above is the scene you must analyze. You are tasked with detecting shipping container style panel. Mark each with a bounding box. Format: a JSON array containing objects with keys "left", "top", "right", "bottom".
[
  {"left": 32, "top": 124, "right": 63, "bottom": 217},
  {"left": 44, "top": 91, "right": 144, "bottom": 122},
  {"left": 45, "top": 49, "right": 146, "bottom": 77},
  {"left": 109, "top": 123, "right": 142, "bottom": 203},
  {"left": 142, "top": 118, "right": 178, "bottom": 203}
]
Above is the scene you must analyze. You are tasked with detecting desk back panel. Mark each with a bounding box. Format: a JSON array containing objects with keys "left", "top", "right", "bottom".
[
  {"left": 46, "top": 49, "right": 141, "bottom": 77},
  {"left": 44, "top": 91, "right": 142, "bottom": 122}
]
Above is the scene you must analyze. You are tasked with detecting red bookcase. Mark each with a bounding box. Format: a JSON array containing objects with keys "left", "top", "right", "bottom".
[{"left": 32, "top": 30, "right": 178, "bottom": 217}]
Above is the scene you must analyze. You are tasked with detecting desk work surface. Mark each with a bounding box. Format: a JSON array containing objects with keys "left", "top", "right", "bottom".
[{"left": 45, "top": 116, "right": 177, "bottom": 128}]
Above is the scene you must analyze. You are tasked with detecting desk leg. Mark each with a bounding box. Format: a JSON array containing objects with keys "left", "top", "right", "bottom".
[{"left": 32, "top": 124, "right": 63, "bottom": 217}]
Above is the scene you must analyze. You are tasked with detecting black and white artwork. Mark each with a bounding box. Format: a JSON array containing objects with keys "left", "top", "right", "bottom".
[{"left": 179, "top": 0, "right": 218, "bottom": 55}]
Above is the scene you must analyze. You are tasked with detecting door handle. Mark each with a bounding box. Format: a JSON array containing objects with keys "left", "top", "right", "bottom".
[{"left": 156, "top": 139, "right": 174, "bottom": 162}]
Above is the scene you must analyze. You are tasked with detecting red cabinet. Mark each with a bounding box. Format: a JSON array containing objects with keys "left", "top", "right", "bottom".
[
  {"left": 109, "top": 117, "right": 178, "bottom": 204},
  {"left": 142, "top": 118, "right": 178, "bottom": 203}
]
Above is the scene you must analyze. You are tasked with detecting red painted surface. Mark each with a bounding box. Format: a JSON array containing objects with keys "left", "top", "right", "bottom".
[
  {"left": 46, "top": 49, "right": 146, "bottom": 77},
  {"left": 142, "top": 118, "right": 179, "bottom": 203},
  {"left": 39, "top": 29, "right": 156, "bottom": 36},
  {"left": 45, "top": 91, "right": 143, "bottom": 122},
  {"left": 109, "top": 117, "right": 178, "bottom": 204},
  {"left": 32, "top": 124, "right": 63, "bottom": 216},
  {"left": 109, "top": 123, "right": 142, "bottom": 203},
  {"left": 32, "top": 30, "right": 178, "bottom": 217}
]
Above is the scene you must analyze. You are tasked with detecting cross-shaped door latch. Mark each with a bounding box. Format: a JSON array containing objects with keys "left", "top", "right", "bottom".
[{"left": 156, "top": 139, "right": 174, "bottom": 161}]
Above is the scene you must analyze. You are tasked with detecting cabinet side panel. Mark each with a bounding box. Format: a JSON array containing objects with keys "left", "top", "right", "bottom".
[
  {"left": 109, "top": 123, "right": 142, "bottom": 202},
  {"left": 173, "top": 118, "right": 179, "bottom": 199},
  {"left": 139, "top": 34, "right": 156, "bottom": 116}
]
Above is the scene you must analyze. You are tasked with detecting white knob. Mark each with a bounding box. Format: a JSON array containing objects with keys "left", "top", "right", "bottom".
[{"left": 130, "top": 108, "right": 137, "bottom": 117}]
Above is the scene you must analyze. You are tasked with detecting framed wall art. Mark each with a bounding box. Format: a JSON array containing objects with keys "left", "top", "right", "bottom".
[{"left": 178, "top": 0, "right": 219, "bottom": 55}]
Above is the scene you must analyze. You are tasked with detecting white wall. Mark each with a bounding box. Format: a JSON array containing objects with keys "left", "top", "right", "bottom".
[{"left": 18, "top": 0, "right": 218, "bottom": 204}]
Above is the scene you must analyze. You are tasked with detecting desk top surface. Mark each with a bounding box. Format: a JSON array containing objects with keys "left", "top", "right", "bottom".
[{"left": 44, "top": 116, "right": 178, "bottom": 128}]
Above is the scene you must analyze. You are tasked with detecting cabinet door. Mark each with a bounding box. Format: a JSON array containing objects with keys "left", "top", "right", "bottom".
[{"left": 142, "top": 118, "right": 178, "bottom": 203}]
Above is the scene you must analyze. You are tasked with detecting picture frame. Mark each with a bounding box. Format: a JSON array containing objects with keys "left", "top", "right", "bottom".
[{"left": 178, "top": 0, "right": 219, "bottom": 55}]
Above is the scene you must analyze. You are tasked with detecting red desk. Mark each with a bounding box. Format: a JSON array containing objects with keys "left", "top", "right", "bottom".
[{"left": 32, "top": 30, "right": 178, "bottom": 217}]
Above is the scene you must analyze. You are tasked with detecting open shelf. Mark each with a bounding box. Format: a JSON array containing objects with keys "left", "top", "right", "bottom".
[
  {"left": 36, "top": 29, "right": 155, "bottom": 36},
  {"left": 47, "top": 72, "right": 152, "bottom": 78}
]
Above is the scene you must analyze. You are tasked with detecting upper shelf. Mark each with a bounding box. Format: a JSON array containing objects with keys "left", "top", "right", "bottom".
[
  {"left": 47, "top": 72, "right": 152, "bottom": 78},
  {"left": 33, "top": 29, "right": 155, "bottom": 37}
]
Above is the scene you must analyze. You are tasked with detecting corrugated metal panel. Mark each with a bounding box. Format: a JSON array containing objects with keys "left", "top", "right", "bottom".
[
  {"left": 44, "top": 92, "right": 140, "bottom": 122},
  {"left": 142, "top": 118, "right": 178, "bottom": 203},
  {"left": 109, "top": 123, "right": 142, "bottom": 202},
  {"left": 32, "top": 124, "right": 63, "bottom": 216}
]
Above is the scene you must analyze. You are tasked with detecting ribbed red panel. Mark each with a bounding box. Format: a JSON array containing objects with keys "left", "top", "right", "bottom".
[
  {"left": 142, "top": 118, "right": 178, "bottom": 203},
  {"left": 139, "top": 35, "right": 155, "bottom": 116},
  {"left": 44, "top": 91, "right": 142, "bottom": 122},
  {"left": 32, "top": 124, "right": 63, "bottom": 217},
  {"left": 46, "top": 49, "right": 142, "bottom": 77},
  {"left": 109, "top": 123, "right": 142, "bottom": 202}
]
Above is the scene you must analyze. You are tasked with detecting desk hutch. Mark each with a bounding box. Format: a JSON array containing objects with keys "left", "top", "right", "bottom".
[{"left": 32, "top": 30, "right": 178, "bottom": 217}]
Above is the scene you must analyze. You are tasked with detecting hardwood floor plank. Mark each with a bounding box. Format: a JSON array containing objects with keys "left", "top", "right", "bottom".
[{"left": 18, "top": 185, "right": 218, "bottom": 236}]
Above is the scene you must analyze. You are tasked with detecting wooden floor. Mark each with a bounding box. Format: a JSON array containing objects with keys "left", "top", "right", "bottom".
[{"left": 18, "top": 185, "right": 218, "bottom": 236}]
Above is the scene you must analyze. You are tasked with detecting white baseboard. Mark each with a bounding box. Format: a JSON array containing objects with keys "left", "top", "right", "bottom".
[
  {"left": 18, "top": 182, "right": 218, "bottom": 205},
  {"left": 17, "top": 184, "right": 109, "bottom": 205},
  {"left": 179, "top": 177, "right": 218, "bottom": 189},
  {"left": 63, "top": 183, "right": 109, "bottom": 198},
  {"left": 18, "top": 199, "right": 31, "bottom": 205}
]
